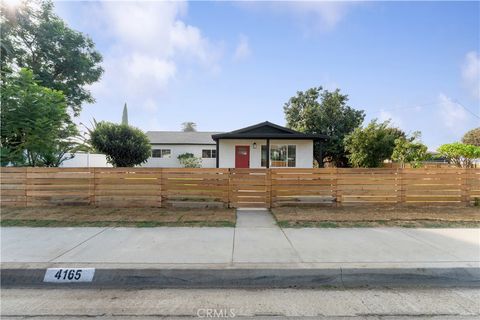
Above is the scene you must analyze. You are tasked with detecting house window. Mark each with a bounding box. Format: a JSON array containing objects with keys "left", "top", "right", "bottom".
[
  {"left": 152, "top": 149, "right": 171, "bottom": 158},
  {"left": 261, "top": 145, "right": 267, "bottom": 167},
  {"left": 288, "top": 145, "right": 296, "bottom": 167},
  {"left": 202, "top": 149, "right": 216, "bottom": 158},
  {"left": 270, "top": 144, "right": 296, "bottom": 167}
]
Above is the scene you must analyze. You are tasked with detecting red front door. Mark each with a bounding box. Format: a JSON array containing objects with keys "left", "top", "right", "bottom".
[{"left": 235, "top": 146, "right": 250, "bottom": 168}]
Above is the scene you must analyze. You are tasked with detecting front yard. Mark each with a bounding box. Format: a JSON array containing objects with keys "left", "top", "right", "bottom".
[
  {"left": 272, "top": 206, "right": 480, "bottom": 228},
  {"left": 0, "top": 207, "right": 236, "bottom": 227},
  {"left": 2, "top": 205, "right": 479, "bottom": 228}
]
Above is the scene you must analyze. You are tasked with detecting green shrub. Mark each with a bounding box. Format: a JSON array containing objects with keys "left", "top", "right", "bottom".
[
  {"left": 90, "top": 122, "right": 151, "bottom": 167},
  {"left": 177, "top": 153, "right": 202, "bottom": 168}
]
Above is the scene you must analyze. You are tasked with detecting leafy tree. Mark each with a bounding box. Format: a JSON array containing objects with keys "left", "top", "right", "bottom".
[
  {"left": 1, "top": 0, "right": 103, "bottom": 116},
  {"left": 437, "top": 143, "right": 480, "bottom": 168},
  {"left": 284, "top": 86, "right": 365, "bottom": 167},
  {"left": 462, "top": 127, "right": 480, "bottom": 146},
  {"left": 182, "top": 122, "right": 197, "bottom": 132},
  {"left": 344, "top": 119, "right": 405, "bottom": 168},
  {"left": 1, "top": 68, "right": 79, "bottom": 166},
  {"left": 177, "top": 152, "right": 202, "bottom": 168},
  {"left": 90, "top": 122, "right": 151, "bottom": 167},
  {"left": 391, "top": 131, "right": 428, "bottom": 168},
  {"left": 122, "top": 103, "right": 129, "bottom": 125}
]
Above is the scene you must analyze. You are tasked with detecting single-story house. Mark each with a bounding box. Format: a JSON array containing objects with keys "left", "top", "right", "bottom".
[
  {"left": 144, "top": 121, "right": 328, "bottom": 168},
  {"left": 143, "top": 131, "right": 221, "bottom": 168}
]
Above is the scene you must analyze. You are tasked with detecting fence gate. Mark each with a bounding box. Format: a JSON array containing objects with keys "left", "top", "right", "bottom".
[{"left": 229, "top": 169, "right": 270, "bottom": 208}]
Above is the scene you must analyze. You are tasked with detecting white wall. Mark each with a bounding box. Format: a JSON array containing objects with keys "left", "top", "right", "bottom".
[
  {"left": 61, "top": 153, "right": 112, "bottom": 167},
  {"left": 143, "top": 144, "right": 217, "bottom": 168},
  {"left": 218, "top": 139, "right": 313, "bottom": 168}
]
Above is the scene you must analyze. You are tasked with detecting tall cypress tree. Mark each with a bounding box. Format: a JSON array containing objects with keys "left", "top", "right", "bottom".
[{"left": 122, "top": 103, "right": 128, "bottom": 125}]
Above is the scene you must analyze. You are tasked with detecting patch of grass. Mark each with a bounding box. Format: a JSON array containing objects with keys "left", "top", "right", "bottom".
[
  {"left": 0, "top": 219, "right": 235, "bottom": 228},
  {"left": 0, "top": 219, "right": 118, "bottom": 227},
  {"left": 275, "top": 219, "right": 480, "bottom": 228},
  {"left": 317, "top": 222, "right": 339, "bottom": 228},
  {"left": 0, "top": 207, "right": 236, "bottom": 227},
  {"left": 272, "top": 205, "right": 480, "bottom": 228}
]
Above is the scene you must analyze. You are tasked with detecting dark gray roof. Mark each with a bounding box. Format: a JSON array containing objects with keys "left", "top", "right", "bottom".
[
  {"left": 212, "top": 121, "right": 329, "bottom": 141},
  {"left": 146, "top": 131, "right": 221, "bottom": 145}
]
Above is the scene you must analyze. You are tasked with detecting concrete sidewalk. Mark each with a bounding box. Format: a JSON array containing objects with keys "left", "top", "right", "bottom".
[{"left": 1, "top": 209, "right": 480, "bottom": 287}]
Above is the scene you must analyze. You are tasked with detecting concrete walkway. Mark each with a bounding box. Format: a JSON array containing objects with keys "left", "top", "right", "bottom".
[{"left": 1, "top": 209, "right": 479, "bottom": 269}]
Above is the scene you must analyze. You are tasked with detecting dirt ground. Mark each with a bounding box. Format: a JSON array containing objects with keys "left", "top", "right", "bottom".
[
  {"left": 272, "top": 205, "right": 480, "bottom": 228},
  {"left": 2, "top": 205, "right": 479, "bottom": 228},
  {"left": 0, "top": 206, "right": 236, "bottom": 227}
]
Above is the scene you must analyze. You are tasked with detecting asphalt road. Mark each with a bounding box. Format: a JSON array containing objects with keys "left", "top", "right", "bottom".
[{"left": 1, "top": 287, "right": 479, "bottom": 319}]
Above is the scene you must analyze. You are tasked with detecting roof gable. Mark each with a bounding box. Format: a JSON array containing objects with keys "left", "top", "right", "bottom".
[
  {"left": 211, "top": 121, "right": 328, "bottom": 141},
  {"left": 228, "top": 121, "right": 301, "bottom": 135}
]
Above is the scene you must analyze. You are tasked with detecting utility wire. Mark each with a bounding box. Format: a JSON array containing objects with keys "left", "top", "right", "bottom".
[
  {"left": 451, "top": 99, "right": 480, "bottom": 120},
  {"left": 371, "top": 100, "right": 480, "bottom": 120},
  {"left": 370, "top": 101, "right": 439, "bottom": 114}
]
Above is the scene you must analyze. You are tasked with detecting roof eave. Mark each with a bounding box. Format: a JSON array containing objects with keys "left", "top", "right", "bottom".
[{"left": 211, "top": 133, "right": 329, "bottom": 141}]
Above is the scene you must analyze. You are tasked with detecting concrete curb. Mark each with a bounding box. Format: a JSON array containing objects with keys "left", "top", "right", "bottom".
[{"left": 2, "top": 267, "right": 480, "bottom": 289}]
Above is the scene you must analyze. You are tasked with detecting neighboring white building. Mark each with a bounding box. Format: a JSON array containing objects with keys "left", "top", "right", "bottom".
[
  {"left": 145, "top": 122, "right": 328, "bottom": 168},
  {"left": 143, "top": 131, "right": 220, "bottom": 168},
  {"left": 60, "top": 152, "right": 112, "bottom": 167}
]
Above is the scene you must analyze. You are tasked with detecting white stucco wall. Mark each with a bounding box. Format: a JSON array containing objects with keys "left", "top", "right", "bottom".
[
  {"left": 142, "top": 144, "right": 217, "bottom": 168},
  {"left": 61, "top": 153, "right": 112, "bottom": 167},
  {"left": 218, "top": 139, "right": 313, "bottom": 168}
]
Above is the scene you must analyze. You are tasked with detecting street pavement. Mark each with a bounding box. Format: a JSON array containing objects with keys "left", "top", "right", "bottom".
[
  {"left": 1, "top": 287, "right": 479, "bottom": 319},
  {"left": 1, "top": 209, "right": 479, "bottom": 269}
]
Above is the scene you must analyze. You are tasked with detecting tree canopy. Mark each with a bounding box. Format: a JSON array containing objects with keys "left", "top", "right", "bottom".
[
  {"left": 344, "top": 119, "right": 405, "bottom": 168},
  {"left": 462, "top": 127, "right": 480, "bottom": 146},
  {"left": 283, "top": 87, "right": 365, "bottom": 166},
  {"left": 90, "top": 122, "right": 151, "bottom": 167},
  {"left": 1, "top": 0, "right": 103, "bottom": 116},
  {"left": 437, "top": 142, "right": 480, "bottom": 168},
  {"left": 391, "top": 131, "right": 428, "bottom": 168},
  {"left": 1, "top": 68, "right": 79, "bottom": 166},
  {"left": 182, "top": 122, "right": 197, "bottom": 132}
]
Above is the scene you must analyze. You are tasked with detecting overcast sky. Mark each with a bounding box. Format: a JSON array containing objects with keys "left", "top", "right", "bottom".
[{"left": 55, "top": 1, "right": 480, "bottom": 150}]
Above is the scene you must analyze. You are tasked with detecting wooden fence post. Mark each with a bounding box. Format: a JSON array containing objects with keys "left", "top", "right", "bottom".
[
  {"left": 158, "top": 168, "right": 162, "bottom": 208},
  {"left": 23, "top": 167, "right": 28, "bottom": 207},
  {"left": 89, "top": 167, "right": 95, "bottom": 206},
  {"left": 266, "top": 168, "right": 272, "bottom": 208},
  {"left": 462, "top": 168, "right": 471, "bottom": 206},
  {"left": 334, "top": 168, "right": 340, "bottom": 206},
  {"left": 25, "top": 167, "right": 31, "bottom": 207},
  {"left": 160, "top": 168, "right": 166, "bottom": 207},
  {"left": 399, "top": 168, "right": 405, "bottom": 206},
  {"left": 228, "top": 168, "right": 233, "bottom": 208}
]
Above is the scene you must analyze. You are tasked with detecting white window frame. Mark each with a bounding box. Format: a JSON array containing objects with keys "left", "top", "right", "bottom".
[
  {"left": 269, "top": 144, "right": 296, "bottom": 168},
  {"left": 202, "top": 149, "right": 217, "bottom": 159},
  {"left": 152, "top": 149, "right": 171, "bottom": 158}
]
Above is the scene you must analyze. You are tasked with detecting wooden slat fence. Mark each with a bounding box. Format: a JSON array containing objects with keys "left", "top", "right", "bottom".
[
  {"left": 161, "top": 168, "right": 229, "bottom": 206},
  {"left": 270, "top": 168, "right": 337, "bottom": 206},
  {"left": 229, "top": 169, "right": 269, "bottom": 208},
  {"left": 336, "top": 168, "right": 400, "bottom": 205},
  {"left": 0, "top": 167, "right": 27, "bottom": 207},
  {"left": 94, "top": 168, "right": 161, "bottom": 207},
  {"left": 26, "top": 167, "right": 92, "bottom": 206},
  {"left": 1, "top": 167, "right": 479, "bottom": 208}
]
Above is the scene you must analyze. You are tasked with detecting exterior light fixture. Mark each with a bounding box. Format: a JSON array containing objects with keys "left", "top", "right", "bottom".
[{"left": 253, "top": 142, "right": 257, "bottom": 149}]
